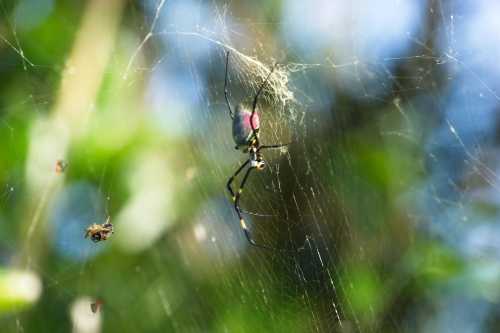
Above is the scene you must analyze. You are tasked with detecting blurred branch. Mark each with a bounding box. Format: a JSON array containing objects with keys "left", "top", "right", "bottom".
[{"left": 20, "top": 0, "right": 126, "bottom": 267}]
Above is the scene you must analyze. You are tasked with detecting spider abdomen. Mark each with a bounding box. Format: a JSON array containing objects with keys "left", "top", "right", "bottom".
[{"left": 232, "top": 104, "right": 260, "bottom": 147}]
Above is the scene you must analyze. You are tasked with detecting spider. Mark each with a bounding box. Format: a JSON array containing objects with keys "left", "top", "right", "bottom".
[
  {"left": 224, "top": 51, "right": 289, "bottom": 250},
  {"left": 85, "top": 217, "right": 113, "bottom": 243}
]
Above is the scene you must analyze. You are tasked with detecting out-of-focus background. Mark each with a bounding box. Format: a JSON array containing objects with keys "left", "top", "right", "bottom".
[{"left": 1, "top": 0, "right": 500, "bottom": 332}]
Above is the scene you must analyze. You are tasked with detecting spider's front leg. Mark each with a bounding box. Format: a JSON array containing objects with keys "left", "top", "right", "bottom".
[
  {"left": 226, "top": 160, "right": 250, "bottom": 201},
  {"left": 232, "top": 158, "right": 291, "bottom": 251},
  {"left": 233, "top": 167, "right": 275, "bottom": 250},
  {"left": 233, "top": 166, "right": 259, "bottom": 246}
]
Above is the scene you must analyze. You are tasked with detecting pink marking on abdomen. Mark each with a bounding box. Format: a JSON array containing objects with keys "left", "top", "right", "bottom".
[{"left": 243, "top": 112, "right": 260, "bottom": 131}]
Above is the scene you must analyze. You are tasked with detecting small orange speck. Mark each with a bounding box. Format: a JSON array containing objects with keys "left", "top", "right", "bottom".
[{"left": 55, "top": 160, "right": 67, "bottom": 174}]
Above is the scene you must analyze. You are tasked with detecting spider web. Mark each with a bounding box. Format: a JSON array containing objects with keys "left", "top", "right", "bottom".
[{"left": 1, "top": 0, "right": 500, "bottom": 332}]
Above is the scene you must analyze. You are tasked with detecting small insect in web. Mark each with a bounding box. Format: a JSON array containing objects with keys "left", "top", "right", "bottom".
[
  {"left": 90, "top": 299, "right": 104, "bottom": 313},
  {"left": 85, "top": 217, "right": 114, "bottom": 243},
  {"left": 224, "top": 51, "right": 290, "bottom": 250},
  {"left": 55, "top": 159, "right": 68, "bottom": 174}
]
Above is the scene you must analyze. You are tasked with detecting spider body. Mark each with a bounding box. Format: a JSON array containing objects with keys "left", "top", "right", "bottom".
[
  {"left": 224, "top": 51, "right": 289, "bottom": 250},
  {"left": 85, "top": 218, "right": 113, "bottom": 243},
  {"left": 232, "top": 104, "right": 260, "bottom": 149}
]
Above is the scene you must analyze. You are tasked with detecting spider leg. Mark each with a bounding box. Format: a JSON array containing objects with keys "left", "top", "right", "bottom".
[
  {"left": 250, "top": 63, "right": 278, "bottom": 145},
  {"left": 226, "top": 159, "right": 250, "bottom": 201},
  {"left": 224, "top": 51, "right": 234, "bottom": 119},
  {"left": 257, "top": 142, "right": 291, "bottom": 152},
  {"left": 228, "top": 161, "right": 276, "bottom": 217},
  {"left": 239, "top": 209, "right": 275, "bottom": 217},
  {"left": 233, "top": 166, "right": 277, "bottom": 250}
]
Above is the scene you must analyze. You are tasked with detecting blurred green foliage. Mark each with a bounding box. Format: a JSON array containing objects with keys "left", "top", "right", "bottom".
[{"left": 0, "top": 1, "right": 472, "bottom": 332}]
